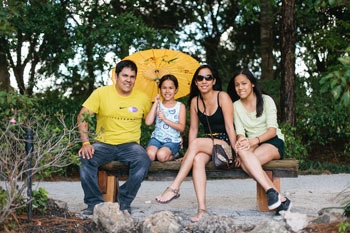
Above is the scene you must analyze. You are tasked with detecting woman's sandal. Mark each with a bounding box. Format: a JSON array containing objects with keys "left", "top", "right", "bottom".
[
  {"left": 190, "top": 209, "right": 208, "bottom": 223},
  {"left": 155, "top": 187, "right": 180, "bottom": 204}
]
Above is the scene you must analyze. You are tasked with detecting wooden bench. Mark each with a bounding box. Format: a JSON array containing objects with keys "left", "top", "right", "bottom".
[{"left": 98, "top": 159, "right": 298, "bottom": 212}]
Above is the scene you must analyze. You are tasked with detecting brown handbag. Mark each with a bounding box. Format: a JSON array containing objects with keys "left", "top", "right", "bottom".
[{"left": 205, "top": 114, "right": 235, "bottom": 169}]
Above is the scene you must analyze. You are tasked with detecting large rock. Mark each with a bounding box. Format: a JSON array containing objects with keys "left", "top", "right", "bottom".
[
  {"left": 93, "top": 202, "right": 135, "bottom": 233},
  {"left": 315, "top": 208, "right": 347, "bottom": 224},
  {"left": 141, "top": 211, "right": 182, "bottom": 233},
  {"left": 250, "top": 220, "right": 289, "bottom": 233},
  {"left": 192, "top": 213, "right": 241, "bottom": 233},
  {"left": 53, "top": 199, "right": 68, "bottom": 211},
  {"left": 280, "top": 211, "right": 316, "bottom": 232}
]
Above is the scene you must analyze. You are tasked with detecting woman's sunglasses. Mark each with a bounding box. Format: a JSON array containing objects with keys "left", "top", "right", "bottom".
[{"left": 196, "top": 75, "right": 214, "bottom": 81}]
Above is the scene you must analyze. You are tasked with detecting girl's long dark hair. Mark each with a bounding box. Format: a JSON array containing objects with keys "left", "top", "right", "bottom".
[
  {"left": 187, "top": 64, "right": 222, "bottom": 107},
  {"left": 158, "top": 74, "right": 178, "bottom": 89},
  {"left": 227, "top": 69, "right": 264, "bottom": 117}
]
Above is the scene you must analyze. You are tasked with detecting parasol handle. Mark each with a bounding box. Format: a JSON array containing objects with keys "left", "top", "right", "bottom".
[{"left": 156, "top": 80, "right": 160, "bottom": 110}]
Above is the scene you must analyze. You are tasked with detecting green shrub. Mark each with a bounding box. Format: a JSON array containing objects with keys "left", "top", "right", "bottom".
[
  {"left": 299, "top": 160, "right": 350, "bottom": 174},
  {"left": 338, "top": 221, "right": 350, "bottom": 233},
  {"left": 0, "top": 90, "right": 81, "bottom": 179},
  {"left": 281, "top": 123, "right": 308, "bottom": 162},
  {"left": 32, "top": 187, "right": 49, "bottom": 214},
  {"left": 296, "top": 93, "right": 350, "bottom": 151},
  {"left": 320, "top": 46, "right": 350, "bottom": 108},
  {"left": 0, "top": 187, "right": 8, "bottom": 211}
]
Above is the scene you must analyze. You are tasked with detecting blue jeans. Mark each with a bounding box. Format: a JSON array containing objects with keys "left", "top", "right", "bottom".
[{"left": 79, "top": 142, "right": 151, "bottom": 211}]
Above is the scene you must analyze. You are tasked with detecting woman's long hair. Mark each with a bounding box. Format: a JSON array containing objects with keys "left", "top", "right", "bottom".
[
  {"left": 227, "top": 69, "right": 264, "bottom": 117},
  {"left": 187, "top": 64, "right": 222, "bottom": 107}
]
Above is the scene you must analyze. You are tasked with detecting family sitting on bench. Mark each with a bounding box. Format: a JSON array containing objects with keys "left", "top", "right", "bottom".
[{"left": 77, "top": 60, "right": 291, "bottom": 221}]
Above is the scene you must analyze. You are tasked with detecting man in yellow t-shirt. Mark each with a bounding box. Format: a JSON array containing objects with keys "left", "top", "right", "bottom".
[{"left": 77, "top": 60, "right": 151, "bottom": 215}]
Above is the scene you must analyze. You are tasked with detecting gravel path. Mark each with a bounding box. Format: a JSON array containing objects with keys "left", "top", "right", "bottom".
[{"left": 24, "top": 174, "right": 350, "bottom": 225}]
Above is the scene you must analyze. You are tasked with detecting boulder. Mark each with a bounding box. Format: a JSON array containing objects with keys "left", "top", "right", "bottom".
[
  {"left": 93, "top": 202, "right": 135, "bottom": 233},
  {"left": 316, "top": 208, "right": 347, "bottom": 223},
  {"left": 280, "top": 211, "right": 316, "bottom": 232},
  {"left": 192, "top": 213, "right": 241, "bottom": 233},
  {"left": 141, "top": 211, "right": 182, "bottom": 233},
  {"left": 250, "top": 220, "right": 289, "bottom": 233}
]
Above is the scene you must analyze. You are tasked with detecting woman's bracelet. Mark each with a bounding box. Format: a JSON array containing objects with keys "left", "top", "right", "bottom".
[
  {"left": 82, "top": 142, "right": 90, "bottom": 146},
  {"left": 256, "top": 137, "right": 260, "bottom": 144}
]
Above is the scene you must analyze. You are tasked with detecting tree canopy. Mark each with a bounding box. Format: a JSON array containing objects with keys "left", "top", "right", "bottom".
[{"left": 1, "top": 0, "right": 349, "bottom": 125}]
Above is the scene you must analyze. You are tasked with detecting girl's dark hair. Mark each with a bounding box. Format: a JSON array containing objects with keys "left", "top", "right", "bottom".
[
  {"left": 158, "top": 74, "right": 178, "bottom": 89},
  {"left": 227, "top": 69, "right": 264, "bottom": 117},
  {"left": 187, "top": 64, "right": 222, "bottom": 107}
]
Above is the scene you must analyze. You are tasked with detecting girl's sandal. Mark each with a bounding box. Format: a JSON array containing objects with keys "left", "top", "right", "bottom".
[
  {"left": 190, "top": 209, "right": 208, "bottom": 223},
  {"left": 155, "top": 187, "right": 180, "bottom": 204}
]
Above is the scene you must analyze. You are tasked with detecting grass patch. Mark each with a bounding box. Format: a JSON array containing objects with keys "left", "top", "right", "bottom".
[{"left": 299, "top": 160, "right": 350, "bottom": 175}]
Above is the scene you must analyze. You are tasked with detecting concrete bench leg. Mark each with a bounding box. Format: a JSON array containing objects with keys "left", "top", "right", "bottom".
[
  {"left": 257, "top": 171, "right": 280, "bottom": 212},
  {"left": 98, "top": 171, "right": 119, "bottom": 202}
]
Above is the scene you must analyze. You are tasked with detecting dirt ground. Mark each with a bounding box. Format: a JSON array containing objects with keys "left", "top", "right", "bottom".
[
  {"left": 2, "top": 174, "right": 350, "bottom": 232},
  {"left": 2, "top": 201, "right": 345, "bottom": 233}
]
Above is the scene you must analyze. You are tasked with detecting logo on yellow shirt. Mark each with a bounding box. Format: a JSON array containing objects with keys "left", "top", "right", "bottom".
[
  {"left": 119, "top": 106, "right": 138, "bottom": 112},
  {"left": 128, "top": 107, "right": 138, "bottom": 112}
]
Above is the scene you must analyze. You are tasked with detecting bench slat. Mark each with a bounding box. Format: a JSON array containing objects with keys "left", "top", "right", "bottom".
[{"left": 100, "top": 159, "right": 298, "bottom": 179}]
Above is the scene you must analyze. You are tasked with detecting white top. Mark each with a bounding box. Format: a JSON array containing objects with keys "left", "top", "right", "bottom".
[{"left": 151, "top": 101, "right": 181, "bottom": 143}]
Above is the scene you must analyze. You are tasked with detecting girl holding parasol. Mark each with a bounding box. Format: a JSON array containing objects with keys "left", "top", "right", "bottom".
[{"left": 145, "top": 74, "right": 186, "bottom": 162}]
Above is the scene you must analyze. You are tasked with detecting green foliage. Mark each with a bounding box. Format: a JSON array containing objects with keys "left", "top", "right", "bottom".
[
  {"left": 0, "top": 90, "right": 38, "bottom": 121},
  {"left": 0, "top": 90, "right": 80, "bottom": 179},
  {"left": 56, "top": 1, "right": 179, "bottom": 98},
  {"left": 297, "top": 91, "right": 350, "bottom": 152},
  {"left": 299, "top": 160, "right": 350, "bottom": 174},
  {"left": 0, "top": 187, "right": 8, "bottom": 211},
  {"left": 32, "top": 187, "right": 49, "bottom": 214},
  {"left": 281, "top": 123, "right": 308, "bottom": 162},
  {"left": 345, "top": 204, "right": 350, "bottom": 217},
  {"left": 320, "top": 46, "right": 350, "bottom": 107},
  {"left": 338, "top": 221, "right": 350, "bottom": 233},
  {"left": 314, "top": 0, "right": 349, "bottom": 11},
  {"left": 0, "top": 0, "right": 21, "bottom": 34}
]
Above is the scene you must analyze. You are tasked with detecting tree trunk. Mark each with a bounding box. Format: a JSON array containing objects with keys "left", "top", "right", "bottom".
[
  {"left": 9, "top": 32, "right": 26, "bottom": 94},
  {"left": 280, "top": 0, "right": 296, "bottom": 126},
  {"left": 13, "top": 65, "right": 25, "bottom": 94},
  {"left": 203, "top": 36, "right": 221, "bottom": 70},
  {"left": 27, "top": 58, "right": 38, "bottom": 96},
  {"left": 260, "top": 0, "right": 275, "bottom": 80},
  {"left": 0, "top": 37, "right": 11, "bottom": 92}
]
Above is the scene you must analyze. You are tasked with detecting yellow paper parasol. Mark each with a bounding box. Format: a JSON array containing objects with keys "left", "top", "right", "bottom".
[{"left": 111, "top": 49, "right": 200, "bottom": 100}]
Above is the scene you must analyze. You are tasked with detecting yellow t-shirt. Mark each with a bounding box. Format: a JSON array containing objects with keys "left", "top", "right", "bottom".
[
  {"left": 233, "top": 94, "right": 284, "bottom": 141},
  {"left": 83, "top": 85, "right": 151, "bottom": 145}
]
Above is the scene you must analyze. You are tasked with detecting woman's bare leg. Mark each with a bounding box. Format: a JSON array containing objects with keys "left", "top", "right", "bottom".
[
  {"left": 238, "top": 143, "right": 286, "bottom": 200},
  {"left": 192, "top": 153, "right": 211, "bottom": 213},
  {"left": 238, "top": 149, "right": 274, "bottom": 192},
  {"left": 156, "top": 138, "right": 213, "bottom": 202},
  {"left": 156, "top": 138, "right": 227, "bottom": 202},
  {"left": 252, "top": 143, "right": 285, "bottom": 201}
]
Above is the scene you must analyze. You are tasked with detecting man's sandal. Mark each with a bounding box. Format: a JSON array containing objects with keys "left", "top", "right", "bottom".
[
  {"left": 155, "top": 187, "right": 180, "bottom": 204},
  {"left": 190, "top": 209, "right": 208, "bottom": 223}
]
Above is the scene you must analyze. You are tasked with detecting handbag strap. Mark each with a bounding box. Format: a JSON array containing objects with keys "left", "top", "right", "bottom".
[
  {"left": 199, "top": 94, "right": 215, "bottom": 144},
  {"left": 205, "top": 114, "right": 215, "bottom": 144}
]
